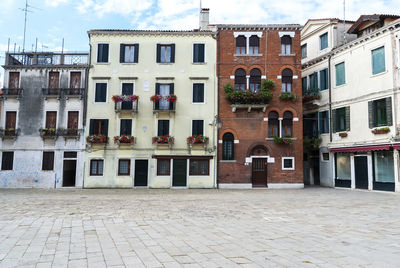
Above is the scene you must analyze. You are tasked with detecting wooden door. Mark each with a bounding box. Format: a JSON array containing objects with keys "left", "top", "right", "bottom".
[
  {"left": 67, "top": 111, "right": 79, "bottom": 135},
  {"left": 355, "top": 156, "right": 368, "bottom": 189},
  {"left": 134, "top": 160, "right": 148, "bottom": 186},
  {"left": 46, "top": 111, "right": 57, "bottom": 129},
  {"left": 8, "top": 72, "right": 19, "bottom": 88},
  {"left": 172, "top": 159, "right": 187, "bottom": 187},
  {"left": 5, "top": 112, "right": 16, "bottom": 129},
  {"left": 70, "top": 72, "right": 81, "bottom": 88},
  {"left": 252, "top": 158, "right": 268, "bottom": 187},
  {"left": 63, "top": 160, "right": 76, "bottom": 187},
  {"left": 49, "top": 72, "right": 59, "bottom": 88}
]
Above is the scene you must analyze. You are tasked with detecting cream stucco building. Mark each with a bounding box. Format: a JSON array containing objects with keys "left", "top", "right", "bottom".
[{"left": 84, "top": 29, "right": 218, "bottom": 188}]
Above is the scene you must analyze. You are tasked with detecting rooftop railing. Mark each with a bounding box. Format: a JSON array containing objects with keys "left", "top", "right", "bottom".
[{"left": 5, "top": 52, "right": 89, "bottom": 67}]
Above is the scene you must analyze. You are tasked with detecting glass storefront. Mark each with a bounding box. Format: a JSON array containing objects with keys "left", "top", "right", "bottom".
[
  {"left": 373, "top": 151, "right": 394, "bottom": 183},
  {"left": 336, "top": 152, "right": 351, "bottom": 180}
]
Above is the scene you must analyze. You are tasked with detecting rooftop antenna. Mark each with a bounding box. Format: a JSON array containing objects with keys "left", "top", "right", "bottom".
[{"left": 20, "top": 0, "right": 41, "bottom": 52}]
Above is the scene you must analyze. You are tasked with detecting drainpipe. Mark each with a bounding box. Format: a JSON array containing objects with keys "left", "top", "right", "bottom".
[
  {"left": 328, "top": 55, "right": 333, "bottom": 142},
  {"left": 214, "top": 31, "right": 219, "bottom": 189}
]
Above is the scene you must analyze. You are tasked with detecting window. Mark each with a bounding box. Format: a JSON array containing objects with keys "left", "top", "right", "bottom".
[
  {"left": 89, "top": 119, "right": 109, "bottom": 136},
  {"left": 90, "top": 159, "right": 104, "bottom": 176},
  {"left": 193, "top": 83, "right": 204, "bottom": 103},
  {"left": 95, "top": 83, "right": 107, "bottom": 102},
  {"left": 192, "top": 120, "right": 204, "bottom": 136},
  {"left": 193, "top": 44, "right": 205, "bottom": 63},
  {"left": 281, "top": 68, "right": 293, "bottom": 92},
  {"left": 46, "top": 111, "right": 57, "bottom": 129},
  {"left": 120, "top": 44, "right": 139, "bottom": 63},
  {"left": 235, "top": 35, "right": 246, "bottom": 54},
  {"left": 335, "top": 62, "right": 345, "bottom": 86},
  {"left": 120, "top": 119, "right": 132, "bottom": 136},
  {"left": 369, "top": 98, "right": 392, "bottom": 128},
  {"left": 222, "top": 133, "right": 234, "bottom": 160},
  {"left": 157, "top": 44, "right": 175, "bottom": 63},
  {"left": 268, "top": 111, "right": 279, "bottom": 137},
  {"left": 322, "top": 153, "right": 330, "bottom": 161},
  {"left": 249, "top": 35, "right": 259, "bottom": 55},
  {"left": 282, "top": 111, "right": 293, "bottom": 137},
  {"left": 281, "top": 35, "right": 292, "bottom": 55},
  {"left": 97, "top": 44, "right": 109, "bottom": 63},
  {"left": 49, "top": 72, "right": 60, "bottom": 89},
  {"left": 157, "top": 159, "right": 170, "bottom": 175},
  {"left": 249, "top": 68, "right": 261, "bottom": 92},
  {"left": 373, "top": 151, "right": 394, "bottom": 183},
  {"left": 333, "top": 107, "right": 349, "bottom": 132},
  {"left": 5, "top": 111, "right": 16, "bottom": 130},
  {"left": 320, "top": 33, "right": 328, "bottom": 50},
  {"left": 309, "top": 72, "right": 318, "bottom": 89},
  {"left": 189, "top": 159, "right": 209, "bottom": 175},
  {"left": 302, "top": 77, "right": 307, "bottom": 94},
  {"left": 118, "top": 159, "right": 130, "bottom": 176},
  {"left": 372, "top": 46, "right": 385, "bottom": 75},
  {"left": 8, "top": 72, "right": 19, "bottom": 89},
  {"left": 67, "top": 111, "right": 79, "bottom": 135},
  {"left": 282, "top": 157, "right": 295, "bottom": 170},
  {"left": 121, "top": 83, "right": 134, "bottom": 110},
  {"left": 155, "top": 83, "right": 174, "bottom": 110},
  {"left": 301, "top": 44, "right": 307, "bottom": 59},
  {"left": 70, "top": 72, "right": 81, "bottom": 89},
  {"left": 1, "top": 152, "right": 13, "bottom": 170},
  {"left": 234, "top": 68, "right": 246, "bottom": 91},
  {"left": 64, "top": 152, "right": 77, "bottom": 158},
  {"left": 336, "top": 153, "right": 351, "bottom": 180},
  {"left": 157, "top": 120, "right": 169, "bottom": 136},
  {"left": 318, "top": 110, "right": 329, "bottom": 134},
  {"left": 42, "top": 152, "right": 54, "bottom": 171},
  {"left": 319, "top": 68, "right": 328, "bottom": 90}
]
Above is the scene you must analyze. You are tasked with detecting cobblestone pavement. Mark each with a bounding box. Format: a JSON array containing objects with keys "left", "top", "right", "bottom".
[{"left": 0, "top": 187, "right": 400, "bottom": 268}]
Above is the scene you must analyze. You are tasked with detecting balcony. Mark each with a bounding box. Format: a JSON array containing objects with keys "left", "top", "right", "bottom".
[
  {"left": 42, "top": 88, "right": 61, "bottom": 99},
  {"left": 112, "top": 95, "right": 139, "bottom": 115},
  {"left": 224, "top": 83, "right": 273, "bottom": 113},
  {"left": 5, "top": 52, "right": 89, "bottom": 67},
  {"left": 1, "top": 88, "right": 23, "bottom": 99},
  {"left": 151, "top": 95, "right": 176, "bottom": 117},
  {"left": 39, "top": 128, "right": 57, "bottom": 140},
  {"left": 152, "top": 135, "right": 174, "bottom": 149},
  {"left": 62, "top": 88, "right": 85, "bottom": 99},
  {"left": 114, "top": 135, "right": 135, "bottom": 147},
  {"left": 187, "top": 135, "right": 209, "bottom": 150},
  {"left": 86, "top": 135, "right": 108, "bottom": 148},
  {"left": 303, "top": 88, "right": 321, "bottom": 108},
  {"left": 0, "top": 128, "right": 20, "bottom": 140},
  {"left": 57, "top": 128, "right": 82, "bottom": 140}
]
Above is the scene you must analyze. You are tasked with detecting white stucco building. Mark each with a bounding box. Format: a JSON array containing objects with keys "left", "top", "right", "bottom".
[{"left": 302, "top": 15, "right": 400, "bottom": 192}]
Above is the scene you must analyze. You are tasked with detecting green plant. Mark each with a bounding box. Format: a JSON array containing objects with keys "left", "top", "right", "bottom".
[
  {"left": 224, "top": 79, "right": 274, "bottom": 104},
  {"left": 273, "top": 135, "right": 292, "bottom": 145},
  {"left": 303, "top": 137, "right": 321, "bottom": 151},
  {"left": 279, "top": 92, "right": 297, "bottom": 101},
  {"left": 372, "top": 127, "right": 390, "bottom": 134}
]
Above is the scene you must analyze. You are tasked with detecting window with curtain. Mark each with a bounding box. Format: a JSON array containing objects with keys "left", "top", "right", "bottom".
[
  {"left": 320, "top": 33, "right": 328, "bottom": 50},
  {"left": 118, "top": 159, "right": 130, "bottom": 176},
  {"left": 268, "top": 111, "right": 279, "bottom": 137},
  {"left": 235, "top": 35, "right": 246, "bottom": 54},
  {"left": 249, "top": 35, "right": 259, "bottom": 54},
  {"left": 222, "top": 133, "right": 234, "bottom": 160},
  {"left": 336, "top": 153, "right": 351, "bottom": 180},
  {"left": 90, "top": 159, "right": 104, "bottom": 176},
  {"left": 335, "top": 62, "right": 345, "bottom": 86},
  {"left": 372, "top": 46, "right": 385, "bottom": 75},
  {"left": 282, "top": 111, "right": 293, "bottom": 137},
  {"left": 249, "top": 68, "right": 261, "bottom": 92},
  {"left": 281, "top": 35, "right": 292, "bottom": 54},
  {"left": 234, "top": 68, "right": 246, "bottom": 91},
  {"left": 157, "top": 159, "right": 170, "bottom": 175},
  {"left": 373, "top": 151, "right": 394, "bottom": 183},
  {"left": 281, "top": 68, "right": 293, "bottom": 92}
]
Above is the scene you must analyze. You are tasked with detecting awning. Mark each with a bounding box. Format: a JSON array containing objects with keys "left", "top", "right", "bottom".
[
  {"left": 152, "top": 155, "right": 213, "bottom": 159},
  {"left": 392, "top": 144, "right": 400, "bottom": 150},
  {"left": 330, "top": 145, "right": 390, "bottom": 153}
]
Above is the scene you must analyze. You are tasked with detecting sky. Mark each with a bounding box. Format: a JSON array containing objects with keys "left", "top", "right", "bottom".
[{"left": 0, "top": 0, "right": 398, "bottom": 62}]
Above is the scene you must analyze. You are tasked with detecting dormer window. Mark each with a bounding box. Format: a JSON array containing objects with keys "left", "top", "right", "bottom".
[
  {"left": 236, "top": 35, "right": 246, "bottom": 55},
  {"left": 281, "top": 35, "right": 292, "bottom": 55},
  {"left": 249, "top": 35, "right": 259, "bottom": 55}
]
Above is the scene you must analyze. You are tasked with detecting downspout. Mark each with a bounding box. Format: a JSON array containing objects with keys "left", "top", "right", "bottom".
[
  {"left": 391, "top": 31, "right": 398, "bottom": 137},
  {"left": 328, "top": 54, "right": 333, "bottom": 142},
  {"left": 214, "top": 31, "right": 219, "bottom": 189}
]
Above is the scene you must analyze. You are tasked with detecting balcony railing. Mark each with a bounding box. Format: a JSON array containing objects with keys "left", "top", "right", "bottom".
[
  {"left": 57, "top": 128, "right": 82, "bottom": 139},
  {"left": 115, "top": 100, "right": 139, "bottom": 113},
  {"left": 1, "top": 88, "right": 23, "bottom": 99},
  {"left": 0, "top": 128, "right": 20, "bottom": 140},
  {"left": 42, "top": 88, "right": 61, "bottom": 98},
  {"left": 303, "top": 88, "right": 321, "bottom": 103},
  {"left": 5, "top": 52, "right": 89, "bottom": 67},
  {"left": 153, "top": 101, "right": 176, "bottom": 112},
  {"left": 62, "top": 88, "right": 85, "bottom": 99},
  {"left": 39, "top": 128, "right": 57, "bottom": 139}
]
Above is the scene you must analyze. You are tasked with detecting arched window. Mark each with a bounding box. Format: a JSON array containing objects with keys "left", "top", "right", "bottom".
[
  {"left": 222, "top": 133, "right": 234, "bottom": 160},
  {"left": 268, "top": 111, "right": 279, "bottom": 137},
  {"left": 282, "top": 111, "right": 293, "bottom": 137},
  {"left": 249, "top": 35, "right": 259, "bottom": 54},
  {"left": 249, "top": 68, "right": 261, "bottom": 92},
  {"left": 281, "top": 35, "right": 292, "bottom": 55},
  {"left": 236, "top": 35, "right": 246, "bottom": 55},
  {"left": 282, "top": 68, "right": 293, "bottom": 92},
  {"left": 234, "top": 68, "right": 246, "bottom": 91}
]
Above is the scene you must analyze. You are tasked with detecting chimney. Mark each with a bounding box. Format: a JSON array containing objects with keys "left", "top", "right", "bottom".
[{"left": 199, "top": 8, "right": 210, "bottom": 30}]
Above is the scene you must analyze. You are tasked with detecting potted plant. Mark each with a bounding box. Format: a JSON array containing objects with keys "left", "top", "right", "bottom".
[
  {"left": 40, "top": 128, "right": 57, "bottom": 137},
  {"left": 224, "top": 79, "right": 274, "bottom": 105},
  {"left": 152, "top": 135, "right": 174, "bottom": 144},
  {"left": 273, "top": 135, "right": 292, "bottom": 145},
  {"left": 114, "top": 135, "right": 135, "bottom": 144},
  {"left": 112, "top": 95, "right": 139, "bottom": 103},
  {"left": 150, "top": 94, "right": 162, "bottom": 102},
  {"left": 187, "top": 135, "right": 209, "bottom": 144},
  {"left": 86, "top": 135, "right": 107, "bottom": 144},
  {"left": 279, "top": 92, "right": 297, "bottom": 101},
  {"left": 371, "top": 127, "right": 390, "bottom": 134}
]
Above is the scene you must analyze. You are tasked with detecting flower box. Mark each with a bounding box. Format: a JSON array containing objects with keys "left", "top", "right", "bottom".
[
  {"left": 187, "top": 135, "right": 209, "bottom": 145},
  {"left": 279, "top": 92, "right": 297, "bottom": 101},
  {"left": 371, "top": 127, "right": 390, "bottom": 134},
  {"left": 338, "top": 132, "right": 348, "bottom": 137},
  {"left": 0, "top": 128, "right": 20, "bottom": 139},
  {"left": 114, "top": 135, "right": 135, "bottom": 144},
  {"left": 224, "top": 80, "right": 274, "bottom": 105},
  {"left": 112, "top": 95, "right": 139, "bottom": 103},
  {"left": 273, "top": 135, "right": 292, "bottom": 145},
  {"left": 150, "top": 94, "right": 177, "bottom": 103},
  {"left": 152, "top": 135, "right": 174, "bottom": 144},
  {"left": 39, "top": 128, "right": 57, "bottom": 138},
  {"left": 86, "top": 135, "right": 108, "bottom": 144}
]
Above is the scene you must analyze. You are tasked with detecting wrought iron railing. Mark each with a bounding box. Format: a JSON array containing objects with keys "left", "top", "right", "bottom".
[
  {"left": 5, "top": 52, "right": 89, "bottom": 67},
  {"left": 1, "top": 88, "right": 23, "bottom": 98}
]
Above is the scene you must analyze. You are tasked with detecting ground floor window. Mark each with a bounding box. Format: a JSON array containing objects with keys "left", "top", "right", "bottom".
[
  {"left": 282, "top": 157, "right": 295, "bottom": 170},
  {"left": 118, "top": 159, "right": 130, "bottom": 176},
  {"left": 157, "top": 159, "right": 170, "bottom": 175},
  {"left": 336, "top": 153, "right": 351, "bottom": 180},
  {"left": 189, "top": 159, "right": 209, "bottom": 175},
  {"left": 90, "top": 159, "right": 104, "bottom": 176},
  {"left": 373, "top": 151, "right": 394, "bottom": 182},
  {"left": 1, "top": 152, "right": 13, "bottom": 170}
]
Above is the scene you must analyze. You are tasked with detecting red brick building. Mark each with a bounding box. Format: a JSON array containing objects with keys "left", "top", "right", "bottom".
[{"left": 215, "top": 23, "right": 303, "bottom": 188}]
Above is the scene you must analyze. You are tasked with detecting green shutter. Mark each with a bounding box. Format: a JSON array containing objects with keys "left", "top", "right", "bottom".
[
  {"left": 318, "top": 112, "right": 322, "bottom": 134},
  {"left": 345, "top": 106, "right": 350, "bottom": 131},
  {"left": 313, "top": 72, "right": 318, "bottom": 89},
  {"left": 368, "top": 101, "right": 374, "bottom": 128},
  {"left": 332, "top": 109, "right": 337, "bottom": 133},
  {"left": 386, "top": 97, "right": 393, "bottom": 126},
  {"left": 319, "top": 70, "right": 325, "bottom": 90}
]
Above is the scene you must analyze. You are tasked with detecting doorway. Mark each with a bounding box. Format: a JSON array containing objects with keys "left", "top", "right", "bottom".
[
  {"left": 355, "top": 156, "right": 368, "bottom": 189},
  {"left": 252, "top": 158, "right": 268, "bottom": 187},
  {"left": 172, "top": 159, "right": 187, "bottom": 187},
  {"left": 134, "top": 160, "right": 148, "bottom": 187},
  {"left": 63, "top": 160, "right": 76, "bottom": 187}
]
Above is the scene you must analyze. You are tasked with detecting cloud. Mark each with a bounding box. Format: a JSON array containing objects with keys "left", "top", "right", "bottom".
[
  {"left": 76, "top": 0, "right": 153, "bottom": 17},
  {"left": 45, "top": 0, "right": 69, "bottom": 7}
]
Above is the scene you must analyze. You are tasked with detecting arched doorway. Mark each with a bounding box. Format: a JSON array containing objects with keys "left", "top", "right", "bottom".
[{"left": 250, "top": 146, "right": 269, "bottom": 187}]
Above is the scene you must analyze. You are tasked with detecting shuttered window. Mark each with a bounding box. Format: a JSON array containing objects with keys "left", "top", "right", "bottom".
[
  {"left": 157, "top": 159, "right": 170, "bottom": 175},
  {"left": 318, "top": 110, "right": 329, "bottom": 134},
  {"left": 1, "top": 152, "right": 13, "bottom": 170},
  {"left": 120, "top": 44, "right": 139, "bottom": 63},
  {"left": 157, "top": 44, "right": 175, "bottom": 63},
  {"left": 372, "top": 46, "right": 385, "bottom": 75},
  {"left": 192, "top": 120, "right": 204, "bottom": 136},
  {"left": 193, "top": 44, "right": 205, "bottom": 63},
  {"left": 320, "top": 33, "right": 328, "bottom": 50},
  {"left": 309, "top": 72, "right": 318, "bottom": 89},
  {"left": 5, "top": 112, "right": 16, "bottom": 129},
  {"left": 332, "top": 107, "right": 350, "bottom": 132},
  {"left": 95, "top": 83, "right": 107, "bottom": 102},
  {"left": 97, "top": 44, "right": 109, "bottom": 63},
  {"left": 335, "top": 62, "right": 345, "bottom": 86},
  {"left": 319, "top": 69, "right": 329, "bottom": 90},
  {"left": 368, "top": 97, "right": 392, "bottom": 128},
  {"left": 42, "top": 152, "right": 54, "bottom": 171},
  {"left": 222, "top": 133, "right": 234, "bottom": 160},
  {"left": 46, "top": 111, "right": 57, "bottom": 129},
  {"left": 89, "top": 119, "right": 108, "bottom": 136},
  {"left": 118, "top": 159, "right": 130, "bottom": 176},
  {"left": 189, "top": 159, "right": 209, "bottom": 175},
  {"left": 158, "top": 120, "right": 169, "bottom": 136},
  {"left": 193, "top": 83, "right": 204, "bottom": 103},
  {"left": 121, "top": 83, "right": 134, "bottom": 110},
  {"left": 120, "top": 119, "right": 132, "bottom": 136},
  {"left": 302, "top": 77, "right": 307, "bottom": 93},
  {"left": 90, "top": 159, "right": 103, "bottom": 176}
]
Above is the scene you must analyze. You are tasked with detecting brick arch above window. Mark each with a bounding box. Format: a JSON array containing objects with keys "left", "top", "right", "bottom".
[
  {"left": 230, "top": 65, "right": 265, "bottom": 77},
  {"left": 277, "top": 65, "right": 298, "bottom": 77},
  {"left": 246, "top": 142, "right": 273, "bottom": 157},
  {"left": 219, "top": 128, "right": 239, "bottom": 140},
  {"left": 230, "top": 65, "right": 249, "bottom": 76},
  {"left": 282, "top": 107, "right": 299, "bottom": 118}
]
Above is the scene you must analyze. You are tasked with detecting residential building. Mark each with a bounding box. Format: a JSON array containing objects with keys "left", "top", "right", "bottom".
[
  {"left": 302, "top": 15, "right": 400, "bottom": 192},
  {"left": 0, "top": 52, "right": 89, "bottom": 188},
  {"left": 84, "top": 28, "right": 218, "bottom": 188},
  {"left": 204, "top": 8, "right": 304, "bottom": 188}
]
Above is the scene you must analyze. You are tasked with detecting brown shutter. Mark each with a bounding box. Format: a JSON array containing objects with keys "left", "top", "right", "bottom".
[
  {"left": 5, "top": 112, "right": 16, "bottom": 129},
  {"left": 49, "top": 72, "right": 59, "bottom": 88},
  {"left": 46, "top": 112, "right": 57, "bottom": 128},
  {"left": 70, "top": 72, "right": 81, "bottom": 88},
  {"left": 386, "top": 97, "right": 393, "bottom": 126},
  {"left": 67, "top": 111, "right": 79, "bottom": 130},
  {"left": 9, "top": 72, "right": 19, "bottom": 88}
]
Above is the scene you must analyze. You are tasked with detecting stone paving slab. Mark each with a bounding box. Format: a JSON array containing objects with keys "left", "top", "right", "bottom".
[{"left": 0, "top": 187, "right": 399, "bottom": 267}]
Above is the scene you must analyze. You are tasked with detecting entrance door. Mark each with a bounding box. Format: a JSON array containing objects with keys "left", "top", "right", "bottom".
[
  {"left": 134, "top": 160, "right": 148, "bottom": 186},
  {"left": 63, "top": 160, "right": 76, "bottom": 187},
  {"left": 355, "top": 156, "right": 368, "bottom": 189},
  {"left": 172, "top": 159, "right": 187, "bottom": 187},
  {"left": 252, "top": 158, "right": 267, "bottom": 187}
]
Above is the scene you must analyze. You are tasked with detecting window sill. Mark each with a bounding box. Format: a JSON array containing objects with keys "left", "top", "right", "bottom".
[
  {"left": 120, "top": 62, "right": 138, "bottom": 65},
  {"left": 192, "top": 62, "right": 207, "bottom": 65},
  {"left": 371, "top": 70, "right": 388, "bottom": 78},
  {"left": 95, "top": 62, "right": 110, "bottom": 65},
  {"left": 282, "top": 168, "right": 295, "bottom": 171},
  {"left": 157, "top": 63, "right": 174, "bottom": 65},
  {"left": 233, "top": 54, "right": 263, "bottom": 57},
  {"left": 334, "top": 83, "right": 347, "bottom": 89},
  {"left": 219, "top": 160, "right": 237, "bottom": 163},
  {"left": 89, "top": 175, "right": 104, "bottom": 177},
  {"left": 279, "top": 53, "right": 296, "bottom": 56},
  {"left": 191, "top": 102, "right": 206, "bottom": 105}
]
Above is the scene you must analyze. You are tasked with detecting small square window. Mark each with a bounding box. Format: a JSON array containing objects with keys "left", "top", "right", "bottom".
[
  {"left": 157, "top": 159, "right": 170, "bottom": 175},
  {"left": 118, "top": 159, "right": 130, "bottom": 176},
  {"left": 282, "top": 157, "right": 295, "bottom": 170},
  {"left": 322, "top": 153, "right": 330, "bottom": 161},
  {"left": 90, "top": 159, "right": 104, "bottom": 176}
]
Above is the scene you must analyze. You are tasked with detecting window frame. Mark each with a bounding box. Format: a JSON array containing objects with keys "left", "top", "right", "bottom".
[
  {"left": 282, "top": 111, "right": 293, "bottom": 137},
  {"left": 157, "top": 159, "right": 171, "bottom": 176},
  {"left": 94, "top": 82, "right": 108, "bottom": 103},
  {"left": 189, "top": 159, "right": 210, "bottom": 176},
  {"left": 319, "top": 33, "right": 328, "bottom": 50},
  {"left": 235, "top": 35, "right": 246, "bottom": 55},
  {"left": 157, "top": 119, "right": 170, "bottom": 136},
  {"left": 321, "top": 152, "right": 330, "bottom": 162},
  {"left": 120, "top": 119, "right": 132, "bottom": 136},
  {"left": 192, "top": 83, "right": 205, "bottom": 104},
  {"left": 118, "top": 159, "right": 131, "bottom": 176},
  {"left": 120, "top": 44, "right": 138, "bottom": 63},
  {"left": 222, "top": 133, "right": 235, "bottom": 160},
  {"left": 371, "top": 46, "right": 386, "bottom": 75},
  {"left": 159, "top": 44, "right": 173, "bottom": 63},
  {"left": 319, "top": 110, "right": 330, "bottom": 134},
  {"left": 282, "top": 157, "right": 295, "bottom": 170},
  {"left": 234, "top": 68, "right": 246, "bottom": 91},
  {"left": 42, "top": 151, "right": 55, "bottom": 171},
  {"left": 97, "top": 43, "right": 109, "bottom": 63},
  {"left": 248, "top": 35, "right": 260, "bottom": 55},
  {"left": 335, "top": 107, "right": 347, "bottom": 132},
  {"left": 301, "top": 44, "right": 307, "bottom": 59},
  {"left": 268, "top": 111, "right": 280, "bottom": 138},
  {"left": 193, "top": 43, "right": 205, "bottom": 64},
  {"left": 90, "top": 159, "right": 104, "bottom": 176},
  {"left": 280, "top": 35, "right": 292, "bottom": 55},
  {"left": 335, "top": 62, "right": 346, "bottom": 86},
  {"left": 191, "top": 119, "right": 205, "bottom": 136},
  {"left": 1, "top": 152, "right": 14, "bottom": 171}
]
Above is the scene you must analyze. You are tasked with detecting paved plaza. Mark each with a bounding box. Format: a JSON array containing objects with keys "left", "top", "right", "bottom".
[{"left": 0, "top": 187, "right": 399, "bottom": 267}]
